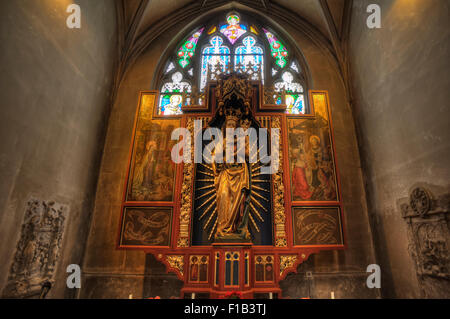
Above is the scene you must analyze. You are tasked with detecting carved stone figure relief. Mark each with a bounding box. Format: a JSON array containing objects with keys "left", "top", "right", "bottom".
[
  {"left": 400, "top": 186, "right": 450, "bottom": 298},
  {"left": 2, "top": 199, "right": 68, "bottom": 298}
]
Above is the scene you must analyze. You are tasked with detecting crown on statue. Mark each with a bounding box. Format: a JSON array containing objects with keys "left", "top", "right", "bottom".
[{"left": 224, "top": 107, "right": 242, "bottom": 126}]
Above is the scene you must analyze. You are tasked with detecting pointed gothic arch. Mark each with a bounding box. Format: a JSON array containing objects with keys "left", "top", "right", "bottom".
[{"left": 152, "top": 9, "right": 313, "bottom": 116}]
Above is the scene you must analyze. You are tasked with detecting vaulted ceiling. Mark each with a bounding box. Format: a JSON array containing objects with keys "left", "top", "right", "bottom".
[
  {"left": 121, "top": 0, "right": 348, "bottom": 44},
  {"left": 113, "top": 0, "right": 352, "bottom": 100}
]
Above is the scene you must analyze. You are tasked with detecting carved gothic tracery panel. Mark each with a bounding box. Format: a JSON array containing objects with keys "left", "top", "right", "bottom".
[
  {"left": 401, "top": 186, "right": 450, "bottom": 298},
  {"left": 2, "top": 200, "right": 67, "bottom": 298}
]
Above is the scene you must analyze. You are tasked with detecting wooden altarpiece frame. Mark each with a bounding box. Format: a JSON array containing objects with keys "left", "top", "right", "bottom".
[{"left": 117, "top": 74, "right": 346, "bottom": 299}]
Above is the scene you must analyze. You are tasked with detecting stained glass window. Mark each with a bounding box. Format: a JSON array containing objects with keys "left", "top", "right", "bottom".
[
  {"left": 234, "top": 36, "right": 264, "bottom": 82},
  {"left": 157, "top": 11, "right": 308, "bottom": 116},
  {"left": 177, "top": 28, "right": 204, "bottom": 68},
  {"left": 200, "top": 36, "right": 231, "bottom": 90},
  {"left": 262, "top": 28, "right": 288, "bottom": 68},
  {"left": 290, "top": 61, "right": 299, "bottom": 73},
  {"left": 161, "top": 72, "right": 191, "bottom": 93},
  {"left": 207, "top": 26, "right": 217, "bottom": 35},
  {"left": 220, "top": 13, "right": 247, "bottom": 44},
  {"left": 250, "top": 25, "right": 259, "bottom": 35},
  {"left": 285, "top": 94, "right": 305, "bottom": 114},
  {"left": 275, "top": 71, "right": 305, "bottom": 114},
  {"left": 166, "top": 62, "right": 175, "bottom": 74},
  {"left": 159, "top": 94, "right": 183, "bottom": 115},
  {"left": 158, "top": 72, "right": 191, "bottom": 115}
]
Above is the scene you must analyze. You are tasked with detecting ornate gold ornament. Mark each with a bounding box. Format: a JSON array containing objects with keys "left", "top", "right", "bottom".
[
  {"left": 183, "top": 85, "right": 206, "bottom": 106},
  {"left": 279, "top": 255, "right": 298, "bottom": 277},
  {"left": 263, "top": 86, "right": 285, "bottom": 105},
  {"left": 272, "top": 117, "right": 287, "bottom": 247},
  {"left": 177, "top": 118, "right": 195, "bottom": 248},
  {"left": 215, "top": 74, "right": 253, "bottom": 110},
  {"left": 166, "top": 255, "right": 184, "bottom": 276},
  {"left": 211, "top": 107, "right": 252, "bottom": 242}
]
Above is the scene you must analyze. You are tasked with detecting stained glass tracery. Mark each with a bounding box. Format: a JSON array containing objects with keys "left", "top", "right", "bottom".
[
  {"left": 161, "top": 72, "right": 192, "bottom": 93},
  {"left": 285, "top": 94, "right": 305, "bottom": 114},
  {"left": 166, "top": 62, "right": 175, "bottom": 74},
  {"left": 290, "top": 61, "right": 299, "bottom": 73},
  {"left": 159, "top": 72, "right": 192, "bottom": 115},
  {"left": 250, "top": 25, "right": 259, "bottom": 35},
  {"left": 177, "top": 28, "right": 205, "bottom": 68},
  {"left": 234, "top": 36, "right": 264, "bottom": 82},
  {"left": 220, "top": 13, "right": 247, "bottom": 44},
  {"left": 200, "top": 36, "right": 231, "bottom": 90},
  {"left": 207, "top": 26, "right": 217, "bottom": 35},
  {"left": 158, "top": 12, "right": 307, "bottom": 116},
  {"left": 275, "top": 71, "right": 303, "bottom": 93},
  {"left": 274, "top": 71, "right": 305, "bottom": 114},
  {"left": 262, "top": 28, "right": 288, "bottom": 68}
]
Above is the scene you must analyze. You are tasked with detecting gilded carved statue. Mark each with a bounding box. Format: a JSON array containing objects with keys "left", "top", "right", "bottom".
[
  {"left": 190, "top": 74, "right": 272, "bottom": 245},
  {"left": 211, "top": 107, "right": 252, "bottom": 242}
]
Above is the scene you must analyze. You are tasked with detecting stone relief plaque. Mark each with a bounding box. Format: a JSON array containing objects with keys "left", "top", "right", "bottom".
[
  {"left": 292, "top": 207, "right": 343, "bottom": 246},
  {"left": 120, "top": 207, "right": 172, "bottom": 247},
  {"left": 2, "top": 200, "right": 67, "bottom": 298},
  {"left": 400, "top": 186, "right": 450, "bottom": 298}
]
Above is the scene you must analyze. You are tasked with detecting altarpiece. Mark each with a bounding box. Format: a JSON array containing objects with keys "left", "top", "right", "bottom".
[
  {"left": 117, "top": 75, "right": 345, "bottom": 299},
  {"left": 117, "top": 11, "right": 344, "bottom": 298}
]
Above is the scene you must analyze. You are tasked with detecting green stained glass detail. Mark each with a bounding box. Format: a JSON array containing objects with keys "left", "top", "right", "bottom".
[
  {"left": 262, "top": 28, "right": 288, "bottom": 68},
  {"left": 177, "top": 28, "right": 205, "bottom": 68}
]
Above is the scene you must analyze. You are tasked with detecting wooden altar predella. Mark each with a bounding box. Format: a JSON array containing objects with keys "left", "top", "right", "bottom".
[{"left": 117, "top": 73, "right": 346, "bottom": 299}]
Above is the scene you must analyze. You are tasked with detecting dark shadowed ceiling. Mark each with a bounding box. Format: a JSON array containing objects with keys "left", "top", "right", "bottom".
[
  {"left": 121, "top": 0, "right": 347, "bottom": 44},
  {"left": 114, "top": 0, "right": 352, "bottom": 100}
]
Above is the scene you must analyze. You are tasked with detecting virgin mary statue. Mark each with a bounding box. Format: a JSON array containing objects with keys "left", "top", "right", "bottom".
[{"left": 211, "top": 113, "right": 251, "bottom": 242}]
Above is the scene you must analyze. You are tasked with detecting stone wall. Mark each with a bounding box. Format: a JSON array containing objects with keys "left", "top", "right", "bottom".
[
  {"left": 348, "top": 0, "right": 450, "bottom": 298},
  {"left": 0, "top": 0, "right": 118, "bottom": 298}
]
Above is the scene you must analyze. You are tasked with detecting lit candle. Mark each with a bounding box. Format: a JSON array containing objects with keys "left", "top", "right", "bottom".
[{"left": 331, "top": 291, "right": 335, "bottom": 299}]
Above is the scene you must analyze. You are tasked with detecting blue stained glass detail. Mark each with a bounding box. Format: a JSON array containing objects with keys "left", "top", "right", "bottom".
[
  {"left": 159, "top": 94, "right": 183, "bottom": 115},
  {"left": 234, "top": 36, "right": 264, "bottom": 82},
  {"left": 286, "top": 93, "right": 305, "bottom": 114},
  {"left": 201, "top": 36, "right": 231, "bottom": 90}
]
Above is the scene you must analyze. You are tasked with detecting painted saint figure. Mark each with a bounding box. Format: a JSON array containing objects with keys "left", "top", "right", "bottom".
[
  {"left": 132, "top": 140, "right": 157, "bottom": 191},
  {"left": 290, "top": 129, "right": 337, "bottom": 201},
  {"left": 292, "top": 150, "right": 313, "bottom": 200}
]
